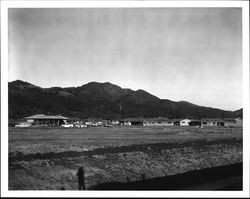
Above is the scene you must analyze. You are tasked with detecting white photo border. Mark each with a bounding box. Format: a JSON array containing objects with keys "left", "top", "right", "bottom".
[{"left": 1, "top": 1, "right": 249, "bottom": 198}]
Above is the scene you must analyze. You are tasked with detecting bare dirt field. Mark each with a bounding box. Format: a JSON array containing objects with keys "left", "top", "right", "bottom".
[{"left": 8, "top": 126, "right": 242, "bottom": 190}]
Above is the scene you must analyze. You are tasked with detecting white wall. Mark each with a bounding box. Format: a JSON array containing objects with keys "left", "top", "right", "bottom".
[{"left": 180, "top": 119, "right": 191, "bottom": 126}]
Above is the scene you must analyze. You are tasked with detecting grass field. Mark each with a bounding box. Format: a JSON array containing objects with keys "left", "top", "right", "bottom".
[{"left": 9, "top": 126, "right": 243, "bottom": 190}]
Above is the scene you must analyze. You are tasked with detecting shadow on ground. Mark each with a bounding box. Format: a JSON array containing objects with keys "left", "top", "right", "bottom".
[{"left": 91, "top": 163, "right": 242, "bottom": 190}]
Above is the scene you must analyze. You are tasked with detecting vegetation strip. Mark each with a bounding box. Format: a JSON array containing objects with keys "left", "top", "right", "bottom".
[{"left": 9, "top": 138, "right": 242, "bottom": 162}]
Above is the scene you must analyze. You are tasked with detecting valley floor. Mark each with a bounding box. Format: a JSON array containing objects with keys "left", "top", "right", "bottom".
[{"left": 8, "top": 126, "right": 243, "bottom": 190}]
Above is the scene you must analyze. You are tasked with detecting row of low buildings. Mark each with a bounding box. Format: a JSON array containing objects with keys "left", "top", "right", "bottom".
[
  {"left": 14, "top": 114, "right": 118, "bottom": 128},
  {"left": 118, "top": 117, "right": 243, "bottom": 128},
  {"left": 13, "top": 114, "right": 243, "bottom": 128}
]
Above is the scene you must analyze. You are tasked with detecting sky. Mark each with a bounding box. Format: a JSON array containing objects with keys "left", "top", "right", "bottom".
[{"left": 8, "top": 8, "right": 242, "bottom": 111}]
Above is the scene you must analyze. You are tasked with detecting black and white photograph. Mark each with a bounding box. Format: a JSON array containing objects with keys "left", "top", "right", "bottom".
[{"left": 1, "top": 0, "right": 249, "bottom": 198}]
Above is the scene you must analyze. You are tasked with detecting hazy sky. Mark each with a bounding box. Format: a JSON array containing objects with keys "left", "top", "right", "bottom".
[{"left": 9, "top": 8, "right": 242, "bottom": 111}]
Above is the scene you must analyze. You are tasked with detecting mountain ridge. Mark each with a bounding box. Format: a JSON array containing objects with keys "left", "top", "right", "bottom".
[{"left": 8, "top": 80, "right": 242, "bottom": 120}]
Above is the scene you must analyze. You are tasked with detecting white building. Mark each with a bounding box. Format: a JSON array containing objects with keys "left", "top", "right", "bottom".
[{"left": 180, "top": 119, "right": 191, "bottom": 126}]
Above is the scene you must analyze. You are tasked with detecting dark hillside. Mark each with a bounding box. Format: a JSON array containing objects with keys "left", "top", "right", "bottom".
[{"left": 9, "top": 80, "right": 239, "bottom": 119}]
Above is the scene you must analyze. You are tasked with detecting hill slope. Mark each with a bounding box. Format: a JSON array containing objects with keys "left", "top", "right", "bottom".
[{"left": 9, "top": 80, "right": 240, "bottom": 119}]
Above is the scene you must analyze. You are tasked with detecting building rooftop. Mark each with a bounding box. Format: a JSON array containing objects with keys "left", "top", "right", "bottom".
[
  {"left": 121, "top": 117, "right": 173, "bottom": 122},
  {"left": 201, "top": 118, "right": 225, "bottom": 122},
  {"left": 121, "top": 118, "right": 143, "bottom": 122},
  {"left": 223, "top": 118, "right": 237, "bottom": 122},
  {"left": 26, "top": 114, "right": 68, "bottom": 120}
]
